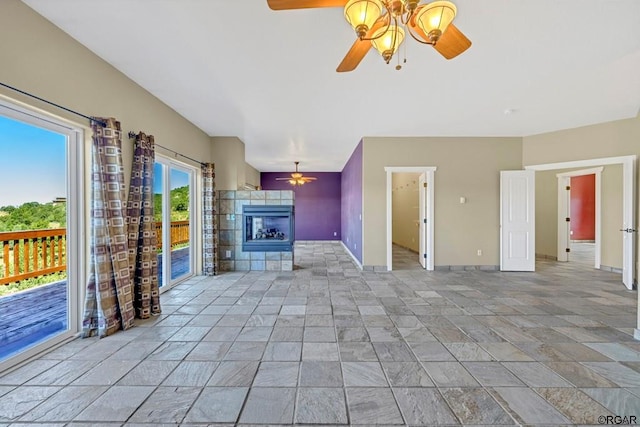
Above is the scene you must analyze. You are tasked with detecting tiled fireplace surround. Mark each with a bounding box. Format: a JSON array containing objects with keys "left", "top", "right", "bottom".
[{"left": 217, "top": 190, "right": 294, "bottom": 272}]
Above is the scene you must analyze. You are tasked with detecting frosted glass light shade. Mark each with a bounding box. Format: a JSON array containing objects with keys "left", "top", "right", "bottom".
[
  {"left": 344, "top": 0, "right": 384, "bottom": 35},
  {"left": 415, "top": 1, "right": 456, "bottom": 41},
  {"left": 371, "top": 24, "right": 405, "bottom": 58}
]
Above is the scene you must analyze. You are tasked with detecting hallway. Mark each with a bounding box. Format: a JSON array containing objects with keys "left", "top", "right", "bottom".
[{"left": 0, "top": 241, "right": 638, "bottom": 425}]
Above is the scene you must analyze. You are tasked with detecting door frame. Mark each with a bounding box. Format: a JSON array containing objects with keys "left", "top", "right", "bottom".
[
  {"left": 419, "top": 173, "right": 427, "bottom": 269},
  {"left": 155, "top": 155, "right": 199, "bottom": 291},
  {"left": 556, "top": 167, "right": 603, "bottom": 267},
  {"left": 0, "top": 97, "right": 85, "bottom": 372},
  {"left": 385, "top": 166, "right": 436, "bottom": 271},
  {"left": 525, "top": 155, "right": 636, "bottom": 289}
]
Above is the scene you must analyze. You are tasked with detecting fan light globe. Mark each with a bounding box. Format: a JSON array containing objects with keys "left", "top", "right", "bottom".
[
  {"left": 344, "top": 0, "right": 383, "bottom": 38},
  {"left": 371, "top": 25, "right": 405, "bottom": 63},
  {"left": 415, "top": 1, "right": 457, "bottom": 43}
]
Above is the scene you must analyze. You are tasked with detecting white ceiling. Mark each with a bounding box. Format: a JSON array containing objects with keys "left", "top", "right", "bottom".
[{"left": 23, "top": 0, "right": 640, "bottom": 172}]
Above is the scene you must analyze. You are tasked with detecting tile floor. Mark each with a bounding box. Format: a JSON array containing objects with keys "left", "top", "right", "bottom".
[{"left": 1, "top": 241, "right": 639, "bottom": 426}]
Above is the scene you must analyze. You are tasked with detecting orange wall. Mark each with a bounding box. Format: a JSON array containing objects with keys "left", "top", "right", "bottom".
[{"left": 570, "top": 174, "right": 595, "bottom": 240}]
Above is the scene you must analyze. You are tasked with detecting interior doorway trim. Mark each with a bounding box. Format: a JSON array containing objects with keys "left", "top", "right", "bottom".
[
  {"left": 525, "top": 155, "right": 637, "bottom": 290},
  {"left": 385, "top": 166, "right": 436, "bottom": 271},
  {"left": 556, "top": 167, "right": 603, "bottom": 268}
]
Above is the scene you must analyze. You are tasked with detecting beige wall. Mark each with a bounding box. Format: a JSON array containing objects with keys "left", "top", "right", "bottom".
[
  {"left": 523, "top": 115, "right": 640, "bottom": 165},
  {"left": 0, "top": 0, "right": 212, "bottom": 176},
  {"left": 210, "top": 136, "right": 261, "bottom": 190},
  {"left": 535, "top": 166, "right": 623, "bottom": 269},
  {"left": 363, "top": 137, "right": 523, "bottom": 267},
  {"left": 523, "top": 114, "right": 639, "bottom": 275},
  {"left": 211, "top": 137, "right": 245, "bottom": 190},
  {"left": 246, "top": 164, "right": 261, "bottom": 188},
  {"left": 392, "top": 173, "right": 421, "bottom": 252}
]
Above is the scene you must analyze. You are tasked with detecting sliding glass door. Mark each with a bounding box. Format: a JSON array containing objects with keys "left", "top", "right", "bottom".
[
  {"left": 154, "top": 157, "right": 195, "bottom": 289},
  {"left": 0, "top": 101, "right": 83, "bottom": 370}
]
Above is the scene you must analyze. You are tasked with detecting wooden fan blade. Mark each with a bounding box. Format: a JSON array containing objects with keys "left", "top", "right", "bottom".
[
  {"left": 336, "top": 17, "right": 387, "bottom": 72},
  {"left": 267, "top": 0, "right": 347, "bottom": 10},
  {"left": 433, "top": 24, "right": 472, "bottom": 60},
  {"left": 275, "top": 177, "right": 292, "bottom": 180},
  {"left": 303, "top": 177, "right": 318, "bottom": 181},
  {"left": 336, "top": 39, "right": 371, "bottom": 72}
]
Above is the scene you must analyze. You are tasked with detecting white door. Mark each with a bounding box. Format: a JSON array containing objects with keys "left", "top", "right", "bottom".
[
  {"left": 556, "top": 176, "right": 570, "bottom": 262},
  {"left": 622, "top": 163, "right": 636, "bottom": 289},
  {"left": 419, "top": 173, "right": 427, "bottom": 269},
  {"left": 500, "top": 170, "right": 535, "bottom": 271}
]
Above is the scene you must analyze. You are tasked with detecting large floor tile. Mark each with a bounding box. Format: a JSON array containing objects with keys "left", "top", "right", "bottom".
[
  {"left": 489, "top": 387, "right": 571, "bottom": 425},
  {"left": 534, "top": 387, "right": 613, "bottom": 424},
  {"left": 295, "top": 388, "right": 347, "bottom": 424},
  {"left": 0, "top": 386, "right": 61, "bottom": 421},
  {"left": 74, "top": 385, "right": 155, "bottom": 422},
  {"left": 129, "top": 386, "right": 202, "bottom": 423},
  {"left": 346, "top": 388, "right": 404, "bottom": 425},
  {"left": 238, "top": 387, "right": 295, "bottom": 424},
  {"left": 392, "top": 388, "right": 457, "bottom": 425},
  {"left": 441, "top": 387, "right": 515, "bottom": 425},
  {"left": 183, "top": 387, "right": 248, "bottom": 423}
]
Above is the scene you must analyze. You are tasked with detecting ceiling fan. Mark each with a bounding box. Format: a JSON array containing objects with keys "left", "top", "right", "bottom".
[
  {"left": 267, "top": 0, "right": 471, "bottom": 72},
  {"left": 276, "top": 161, "right": 318, "bottom": 186}
]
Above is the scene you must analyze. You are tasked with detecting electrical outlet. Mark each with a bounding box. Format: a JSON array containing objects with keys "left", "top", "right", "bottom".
[
  {"left": 334, "top": 231, "right": 337, "bottom": 236},
  {"left": 477, "top": 249, "right": 482, "bottom": 256},
  {"left": 225, "top": 250, "right": 231, "bottom": 258}
]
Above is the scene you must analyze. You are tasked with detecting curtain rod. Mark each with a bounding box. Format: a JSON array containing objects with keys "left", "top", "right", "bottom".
[
  {"left": 127, "top": 131, "right": 205, "bottom": 166},
  {"left": 0, "top": 81, "right": 107, "bottom": 127}
]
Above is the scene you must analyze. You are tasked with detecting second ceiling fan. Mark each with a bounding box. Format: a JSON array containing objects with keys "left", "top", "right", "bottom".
[
  {"left": 276, "top": 161, "right": 318, "bottom": 186},
  {"left": 267, "top": 0, "right": 472, "bottom": 72}
]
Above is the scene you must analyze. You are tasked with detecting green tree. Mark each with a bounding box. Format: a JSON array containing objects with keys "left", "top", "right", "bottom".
[{"left": 0, "top": 201, "right": 66, "bottom": 232}]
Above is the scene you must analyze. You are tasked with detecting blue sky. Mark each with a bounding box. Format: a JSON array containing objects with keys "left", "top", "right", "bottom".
[
  {"left": 0, "top": 115, "right": 190, "bottom": 208},
  {"left": 0, "top": 115, "right": 66, "bottom": 207},
  {"left": 153, "top": 163, "right": 190, "bottom": 193}
]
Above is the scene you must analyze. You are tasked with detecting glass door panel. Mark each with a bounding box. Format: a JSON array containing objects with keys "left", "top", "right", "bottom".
[
  {"left": 0, "top": 115, "right": 71, "bottom": 362},
  {"left": 154, "top": 158, "right": 194, "bottom": 290},
  {"left": 153, "top": 161, "right": 166, "bottom": 288},
  {"left": 169, "top": 168, "right": 191, "bottom": 281}
]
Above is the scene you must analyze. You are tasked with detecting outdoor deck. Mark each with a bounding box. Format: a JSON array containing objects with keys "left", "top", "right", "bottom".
[{"left": 0, "top": 247, "right": 190, "bottom": 360}]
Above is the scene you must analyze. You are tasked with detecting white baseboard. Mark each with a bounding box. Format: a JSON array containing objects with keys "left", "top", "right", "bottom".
[{"left": 340, "top": 241, "right": 363, "bottom": 270}]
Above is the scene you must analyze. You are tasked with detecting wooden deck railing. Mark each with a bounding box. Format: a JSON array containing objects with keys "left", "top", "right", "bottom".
[
  {"left": 0, "top": 221, "right": 190, "bottom": 285},
  {"left": 0, "top": 229, "right": 66, "bottom": 286},
  {"left": 155, "top": 220, "right": 190, "bottom": 250}
]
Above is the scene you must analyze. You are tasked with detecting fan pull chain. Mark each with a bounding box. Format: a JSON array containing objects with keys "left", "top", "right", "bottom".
[{"left": 396, "top": 33, "right": 408, "bottom": 70}]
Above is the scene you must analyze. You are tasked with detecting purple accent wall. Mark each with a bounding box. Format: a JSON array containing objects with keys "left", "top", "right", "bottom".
[
  {"left": 341, "top": 141, "right": 363, "bottom": 264},
  {"left": 261, "top": 172, "right": 342, "bottom": 240}
]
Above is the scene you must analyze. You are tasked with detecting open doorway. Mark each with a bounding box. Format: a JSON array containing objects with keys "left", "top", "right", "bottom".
[
  {"left": 391, "top": 172, "right": 422, "bottom": 270},
  {"left": 385, "top": 166, "right": 436, "bottom": 271},
  {"left": 555, "top": 168, "right": 603, "bottom": 269},
  {"left": 569, "top": 174, "right": 596, "bottom": 266},
  {"left": 525, "top": 156, "right": 635, "bottom": 289}
]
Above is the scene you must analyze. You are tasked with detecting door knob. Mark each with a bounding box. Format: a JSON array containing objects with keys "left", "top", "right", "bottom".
[{"left": 619, "top": 228, "right": 638, "bottom": 233}]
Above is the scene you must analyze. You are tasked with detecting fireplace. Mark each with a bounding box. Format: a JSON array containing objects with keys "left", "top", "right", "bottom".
[{"left": 242, "top": 205, "right": 294, "bottom": 252}]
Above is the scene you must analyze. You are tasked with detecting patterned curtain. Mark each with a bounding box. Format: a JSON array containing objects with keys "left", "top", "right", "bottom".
[
  {"left": 126, "top": 133, "right": 161, "bottom": 318},
  {"left": 82, "top": 118, "right": 135, "bottom": 338},
  {"left": 202, "top": 163, "right": 217, "bottom": 275}
]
